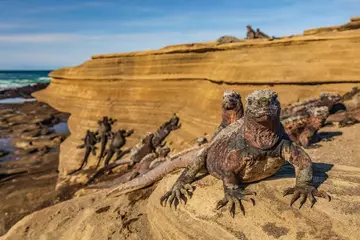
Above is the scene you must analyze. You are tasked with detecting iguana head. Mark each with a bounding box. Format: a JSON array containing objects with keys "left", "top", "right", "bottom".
[
  {"left": 222, "top": 90, "right": 242, "bottom": 111},
  {"left": 170, "top": 113, "right": 180, "bottom": 126},
  {"left": 245, "top": 89, "right": 280, "bottom": 122},
  {"left": 118, "top": 129, "right": 126, "bottom": 135},
  {"left": 320, "top": 92, "right": 341, "bottom": 105},
  {"left": 157, "top": 147, "right": 171, "bottom": 157}
]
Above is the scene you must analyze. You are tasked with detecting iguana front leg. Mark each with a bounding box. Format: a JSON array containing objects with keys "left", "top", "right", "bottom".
[
  {"left": 215, "top": 150, "right": 256, "bottom": 217},
  {"left": 172, "top": 123, "right": 181, "bottom": 130},
  {"left": 160, "top": 148, "right": 207, "bottom": 208},
  {"left": 281, "top": 141, "right": 331, "bottom": 208},
  {"left": 125, "top": 129, "right": 134, "bottom": 137}
]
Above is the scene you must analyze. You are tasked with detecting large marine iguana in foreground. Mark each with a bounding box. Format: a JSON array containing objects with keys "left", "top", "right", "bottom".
[
  {"left": 159, "top": 89, "right": 331, "bottom": 217},
  {"left": 107, "top": 89, "right": 331, "bottom": 217}
]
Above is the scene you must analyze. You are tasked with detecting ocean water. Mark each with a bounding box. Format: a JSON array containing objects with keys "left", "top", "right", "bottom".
[{"left": 0, "top": 70, "right": 51, "bottom": 91}]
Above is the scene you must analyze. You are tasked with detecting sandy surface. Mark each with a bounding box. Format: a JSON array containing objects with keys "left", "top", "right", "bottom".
[{"left": 307, "top": 124, "right": 360, "bottom": 168}]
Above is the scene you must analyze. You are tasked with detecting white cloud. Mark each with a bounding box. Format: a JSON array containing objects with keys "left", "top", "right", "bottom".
[
  {"left": 0, "top": 30, "right": 238, "bottom": 44},
  {"left": 0, "top": 33, "right": 82, "bottom": 43},
  {"left": 0, "top": 23, "right": 22, "bottom": 30}
]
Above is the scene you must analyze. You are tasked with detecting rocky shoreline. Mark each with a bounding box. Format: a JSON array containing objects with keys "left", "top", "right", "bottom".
[
  {"left": 0, "top": 83, "right": 49, "bottom": 100},
  {"left": 0, "top": 84, "right": 70, "bottom": 235}
]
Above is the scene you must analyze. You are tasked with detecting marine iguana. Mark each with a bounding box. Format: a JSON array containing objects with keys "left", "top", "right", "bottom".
[
  {"left": 128, "top": 114, "right": 181, "bottom": 167},
  {"left": 103, "top": 129, "right": 134, "bottom": 167},
  {"left": 280, "top": 92, "right": 341, "bottom": 147},
  {"left": 95, "top": 116, "right": 116, "bottom": 168},
  {"left": 255, "top": 28, "right": 270, "bottom": 39},
  {"left": 86, "top": 116, "right": 180, "bottom": 184},
  {"left": 159, "top": 89, "right": 331, "bottom": 217},
  {"left": 280, "top": 92, "right": 341, "bottom": 120},
  {"left": 70, "top": 130, "right": 98, "bottom": 174},
  {"left": 246, "top": 25, "right": 256, "bottom": 39},
  {"left": 212, "top": 90, "right": 244, "bottom": 139},
  {"left": 282, "top": 106, "right": 330, "bottom": 147},
  {"left": 105, "top": 90, "right": 244, "bottom": 196},
  {"left": 189, "top": 90, "right": 243, "bottom": 146},
  {"left": 151, "top": 113, "right": 181, "bottom": 148}
]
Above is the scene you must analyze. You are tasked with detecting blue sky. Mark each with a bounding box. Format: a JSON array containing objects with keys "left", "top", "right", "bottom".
[{"left": 0, "top": 0, "right": 359, "bottom": 69}]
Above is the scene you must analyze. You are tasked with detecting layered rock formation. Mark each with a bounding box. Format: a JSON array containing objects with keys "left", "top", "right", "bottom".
[
  {"left": 304, "top": 17, "right": 360, "bottom": 35},
  {"left": 33, "top": 20, "right": 360, "bottom": 185}
]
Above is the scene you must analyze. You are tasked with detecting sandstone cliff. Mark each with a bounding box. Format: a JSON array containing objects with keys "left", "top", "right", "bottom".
[{"left": 33, "top": 19, "right": 360, "bottom": 184}]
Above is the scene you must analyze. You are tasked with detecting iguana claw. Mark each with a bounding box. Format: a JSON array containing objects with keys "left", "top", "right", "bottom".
[
  {"left": 216, "top": 187, "right": 256, "bottom": 217},
  {"left": 160, "top": 182, "right": 194, "bottom": 208},
  {"left": 283, "top": 185, "right": 331, "bottom": 209}
]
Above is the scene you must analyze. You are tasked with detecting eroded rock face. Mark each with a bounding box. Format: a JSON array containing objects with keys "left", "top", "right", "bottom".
[{"left": 33, "top": 29, "right": 360, "bottom": 185}]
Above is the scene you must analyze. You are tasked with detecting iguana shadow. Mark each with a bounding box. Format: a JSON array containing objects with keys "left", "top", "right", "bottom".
[
  {"left": 193, "top": 162, "right": 333, "bottom": 189},
  {"left": 264, "top": 162, "right": 334, "bottom": 188}
]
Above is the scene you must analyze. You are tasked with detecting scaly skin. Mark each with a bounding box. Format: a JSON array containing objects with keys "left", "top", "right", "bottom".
[
  {"left": 282, "top": 106, "right": 329, "bottom": 147},
  {"left": 160, "top": 89, "right": 331, "bottom": 217},
  {"left": 70, "top": 130, "right": 98, "bottom": 174},
  {"left": 280, "top": 92, "right": 340, "bottom": 120},
  {"left": 95, "top": 116, "right": 116, "bottom": 168},
  {"left": 280, "top": 93, "right": 340, "bottom": 147}
]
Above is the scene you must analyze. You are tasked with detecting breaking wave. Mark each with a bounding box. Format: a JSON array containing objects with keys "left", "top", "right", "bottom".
[{"left": 0, "top": 71, "right": 51, "bottom": 91}]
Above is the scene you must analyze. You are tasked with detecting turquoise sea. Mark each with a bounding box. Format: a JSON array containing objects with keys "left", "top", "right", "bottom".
[{"left": 0, "top": 70, "right": 51, "bottom": 90}]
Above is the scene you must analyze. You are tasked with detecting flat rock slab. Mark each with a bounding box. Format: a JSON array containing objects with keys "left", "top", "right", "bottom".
[
  {"left": 3, "top": 163, "right": 360, "bottom": 240},
  {"left": 147, "top": 164, "right": 360, "bottom": 240}
]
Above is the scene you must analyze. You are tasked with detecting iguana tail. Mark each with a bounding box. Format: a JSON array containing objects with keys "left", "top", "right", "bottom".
[
  {"left": 69, "top": 147, "right": 91, "bottom": 175},
  {"left": 106, "top": 145, "right": 205, "bottom": 197},
  {"left": 98, "top": 136, "right": 108, "bottom": 161}
]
